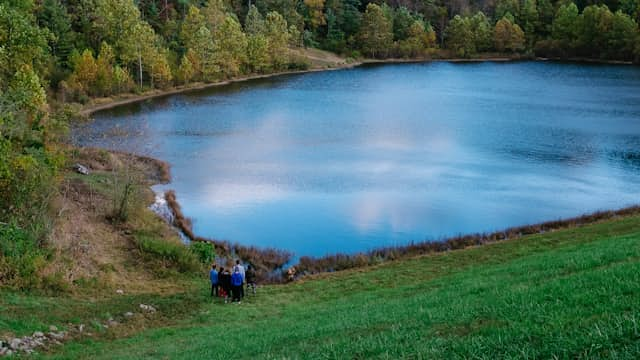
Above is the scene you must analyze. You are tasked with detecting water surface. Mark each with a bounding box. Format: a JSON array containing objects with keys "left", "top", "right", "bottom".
[{"left": 74, "top": 61, "right": 640, "bottom": 257}]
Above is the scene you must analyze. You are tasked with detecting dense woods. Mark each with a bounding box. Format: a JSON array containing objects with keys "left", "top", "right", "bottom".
[{"left": 1, "top": 0, "right": 640, "bottom": 286}]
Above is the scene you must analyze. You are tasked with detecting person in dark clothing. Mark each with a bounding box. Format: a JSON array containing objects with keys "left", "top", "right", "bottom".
[
  {"left": 219, "top": 267, "right": 231, "bottom": 303},
  {"left": 209, "top": 264, "right": 219, "bottom": 298},
  {"left": 231, "top": 268, "right": 243, "bottom": 303},
  {"left": 245, "top": 265, "right": 257, "bottom": 295}
]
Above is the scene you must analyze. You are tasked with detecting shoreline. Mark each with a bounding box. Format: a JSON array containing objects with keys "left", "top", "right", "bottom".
[
  {"left": 79, "top": 54, "right": 635, "bottom": 117},
  {"left": 75, "top": 54, "right": 640, "bottom": 277}
]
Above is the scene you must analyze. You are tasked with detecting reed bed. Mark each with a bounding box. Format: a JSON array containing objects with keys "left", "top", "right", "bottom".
[
  {"left": 165, "top": 187, "right": 640, "bottom": 281},
  {"left": 164, "top": 190, "right": 292, "bottom": 282}
]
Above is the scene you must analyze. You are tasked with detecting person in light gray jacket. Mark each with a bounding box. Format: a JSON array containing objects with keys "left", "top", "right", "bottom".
[{"left": 234, "top": 260, "right": 245, "bottom": 298}]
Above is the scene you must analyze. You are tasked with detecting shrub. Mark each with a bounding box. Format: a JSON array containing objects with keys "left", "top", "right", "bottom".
[
  {"left": 189, "top": 241, "right": 216, "bottom": 265},
  {"left": 0, "top": 223, "right": 48, "bottom": 289},
  {"left": 134, "top": 232, "right": 200, "bottom": 273}
]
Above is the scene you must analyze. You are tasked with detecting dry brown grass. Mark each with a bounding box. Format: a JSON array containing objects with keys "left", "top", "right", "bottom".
[{"left": 44, "top": 148, "right": 189, "bottom": 295}]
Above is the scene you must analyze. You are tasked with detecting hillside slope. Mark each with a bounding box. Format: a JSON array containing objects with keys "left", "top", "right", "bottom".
[{"left": 19, "top": 213, "right": 639, "bottom": 359}]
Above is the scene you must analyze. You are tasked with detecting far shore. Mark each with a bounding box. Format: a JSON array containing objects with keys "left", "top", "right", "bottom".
[
  {"left": 79, "top": 53, "right": 636, "bottom": 117},
  {"left": 78, "top": 54, "right": 540, "bottom": 117}
]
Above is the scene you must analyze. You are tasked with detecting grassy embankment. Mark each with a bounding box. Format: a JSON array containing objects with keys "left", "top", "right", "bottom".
[{"left": 1, "top": 208, "right": 638, "bottom": 358}]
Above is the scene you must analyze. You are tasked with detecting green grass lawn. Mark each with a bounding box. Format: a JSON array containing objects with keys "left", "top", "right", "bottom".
[{"left": 3, "top": 214, "right": 639, "bottom": 359}]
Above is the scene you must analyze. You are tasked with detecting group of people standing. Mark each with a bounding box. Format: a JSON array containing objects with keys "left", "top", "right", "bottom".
[{"left": 209, "top": 260, "right": 256, "bottom": 304}]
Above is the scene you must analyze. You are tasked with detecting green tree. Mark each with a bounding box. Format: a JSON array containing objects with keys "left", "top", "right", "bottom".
[
  {"left": 552, "top": 3, "right": 580, "bottom": 51},
  {"left": 245, "top": 5, "right": 266, "bottom": 35},
  {"left": 521, "top": 0, "right": 539, "bottom": 48},
  {"left": 0, "top": 4, "right": 49, "bottom": 84},
  {"left": 191, "top": 26, "right": 219, "bottom": 81},
  {"left": 495, "top": 0, "right": 520, "bottom": 23},
  {"left": 180, "top": 5, "right": 207, "bottom": 51},
  {"left": 37, "top": 0, "right": 77, "bottom": 69},
  {"left": 471, "top": 12, "right": 493, "bottom": 52},
  {"left": 177, "top": 54, "right": 195, "bottom": 84},
  {"left": 93, "top": 0, "right": 167, "bottom": 88},
  {"left": 393, "top": 7, "right": 417, "bottom": 41},
  {"left": 246, "top": 34, "right": 270, "bottom": 72},
  {"left": 214, "top": 16, "right": 248, "bottom": 77},
  {"left": 578, "top": 5, "right": 613, "bottom": 57},
  {"left": 324, "top": 8, "right": 346, "bottom": 51},
  {"left": 445, "top": 15, "right": 474, "bottom": 57},
  {"left": 264, "top": 11, "right": 291, "bottom": 69},
  {"left": 358, "top": 3, "right": 393, "bottom": 58},
  {"left": 536, "top": 0, "right": 555, "bottom": 37},
  {"left": 607, "top": 10, "right": 639, "bottom": 60},
  {"left": 95, "top": 42, "right": 115, "bottom": 96}
]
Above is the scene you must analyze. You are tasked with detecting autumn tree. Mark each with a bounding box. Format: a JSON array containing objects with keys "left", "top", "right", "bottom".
[
  {"left": 494, "top": 17, "right": 525, "bottom": 52},
  {"left": 304, "top": 0, "right": 326, "bottom": 31},
  {"left": 177, "top": 54, "right": 195, "bottom": 84},
  {"left": 397, "top": 20, "right": 437, "bottom": 57},
  {"left": 202, "top": 0, "right": 229, "bottom": 33},
  {"left": 359, "top": 3, "right": 393, "bottom": 58}
]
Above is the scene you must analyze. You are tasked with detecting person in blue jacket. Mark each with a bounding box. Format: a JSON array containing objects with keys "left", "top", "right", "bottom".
[
  {"left": 209, "top": 264, "right": 219, "bottom": 298},
  {"left": 231, "top": 268, "right": 243, "bottom": 303}
]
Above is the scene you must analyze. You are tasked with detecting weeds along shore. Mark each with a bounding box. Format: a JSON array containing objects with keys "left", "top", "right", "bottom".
[{"left": 162, "top": 183, "right": 640, "bottom": 279}]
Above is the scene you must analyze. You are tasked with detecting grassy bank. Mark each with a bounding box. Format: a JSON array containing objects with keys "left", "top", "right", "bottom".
[{"left": 0, "top": 211, "right": 635, "bottom": 358}]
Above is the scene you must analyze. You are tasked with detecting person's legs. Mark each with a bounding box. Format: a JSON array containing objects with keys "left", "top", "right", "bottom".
[
  {"left": 211, "top": 284, "right": 214, "bottom": 297},
  {"left": 240, "top": 282, "right": 244, "bottom": 298},
  {"left": 214, "top": 284, "right": 218, "bottom": 297}
]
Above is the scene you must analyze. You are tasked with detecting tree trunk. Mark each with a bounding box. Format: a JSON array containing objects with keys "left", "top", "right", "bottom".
[{"left": 138, "top": 51, "right": 143, "bottom": 89}]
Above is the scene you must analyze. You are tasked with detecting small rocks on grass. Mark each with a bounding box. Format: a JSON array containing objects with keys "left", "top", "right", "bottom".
[
  {"left": 139, "top": 304, "right": 156, "bottom": 312},
  {"left": 78, "top": 324, "right": 85, "bottom": 333},
  {"left": 73, "top": 163, "right": 90, "bottom": 175},
  {"left": 47, "top": 331, "right": 65, "bottom": 341},
  {"left": 9, "top": 338, "right": 21, "bottom": 350},
  {"left": 33, "top": 331, "right": 44, "bottom": 338},
  {"left": 124, "top": 312, "right": 134, "bottom": 318},
  {"left": 0, "top": 347, "right": 7, "bottom": 356},
  {"left": 49, "top": 325, "right": 58, "bottom": 332},
  {"left": 116, "top": 289, "right": 124, "bottom": 295}
]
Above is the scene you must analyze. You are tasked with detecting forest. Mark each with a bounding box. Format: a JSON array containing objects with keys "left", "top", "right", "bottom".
[{"left": 1, "top": 0, "right": 640, "bottom": 286}]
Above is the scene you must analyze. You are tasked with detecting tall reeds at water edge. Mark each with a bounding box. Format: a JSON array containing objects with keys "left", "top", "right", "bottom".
[
  {"left": 164, "top": 187, "right": 640, "bottom": 280},
  {"left": 164, "top": 190, "right": 292, "bottom": 282},
  {"left": 295, "top": 206, "right": 640, "bottom": 275}
]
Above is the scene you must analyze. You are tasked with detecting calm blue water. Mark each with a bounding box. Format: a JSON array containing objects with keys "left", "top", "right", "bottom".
[{"left": 73, "top": 61, "right": 640, "bottom": 257}]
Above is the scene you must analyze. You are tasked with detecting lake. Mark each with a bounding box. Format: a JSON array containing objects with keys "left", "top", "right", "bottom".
[{"left": 73, "top": 61, "right": 640, "bottom": 257}]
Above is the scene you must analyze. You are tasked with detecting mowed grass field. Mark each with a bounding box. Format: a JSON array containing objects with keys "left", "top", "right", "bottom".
[{"left": 3, "top": 214, "right": 638, "bottom": 359}]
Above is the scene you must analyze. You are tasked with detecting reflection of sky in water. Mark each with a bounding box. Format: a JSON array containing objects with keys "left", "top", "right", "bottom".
[{"left": 73, "top": 61, "right": 640, "bottom": 257}]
